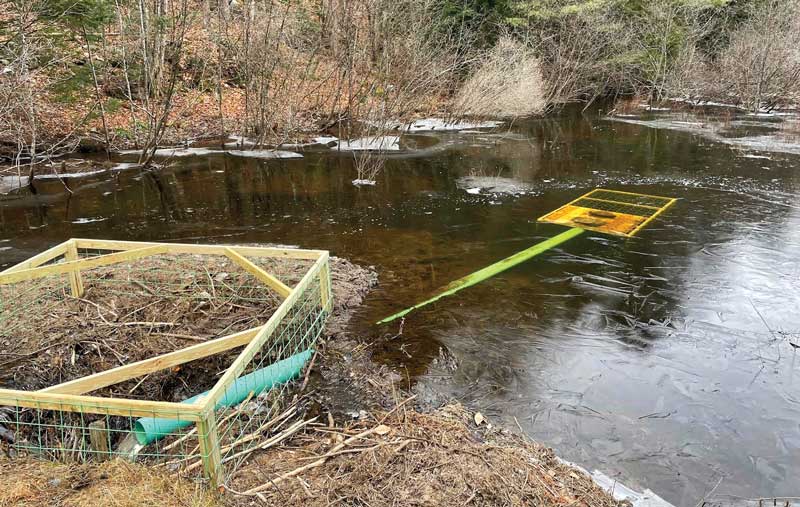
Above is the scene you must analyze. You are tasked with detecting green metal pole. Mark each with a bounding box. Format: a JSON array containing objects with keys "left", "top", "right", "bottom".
[{"left": 377, "top": 227, "right": 584, "bottom": 324}]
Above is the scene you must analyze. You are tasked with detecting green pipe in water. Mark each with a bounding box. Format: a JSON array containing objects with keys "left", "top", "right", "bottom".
[
  {"left": 134, "top": 349, "right": 312, "bottom": 445},
  {"left": 377, "top": 227, "right": 584, "bottom": 325}
]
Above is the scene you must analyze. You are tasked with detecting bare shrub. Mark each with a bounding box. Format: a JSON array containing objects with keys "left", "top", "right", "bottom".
[
  {"left": 715, "top": 0, "right": 800, "bottom": 111},
  {"left": 663, "top": 43, "right": 712, "bottom": 102},
  {"left": 323, "top": 0, "right": 471, "bottom": 185},
  {"left": 0, "top": 0, "right": 82, "bottom": 176},
  {"left": 352, "top": 150, "right": 385, "bottom": 186},
  {"left": 453, "top": 37, "right": 546, "bottom": 119}
]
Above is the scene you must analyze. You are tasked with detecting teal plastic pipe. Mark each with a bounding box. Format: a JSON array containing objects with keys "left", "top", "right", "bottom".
[
  {"left": 134, "top": 349, "right": 312, "bottom": 445},
  {"left": 377, "top": 227, "right": 584, "bottom": 324}
]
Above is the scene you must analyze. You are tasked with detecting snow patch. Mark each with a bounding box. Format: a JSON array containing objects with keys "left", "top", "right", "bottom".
[
  {"left": 72, "top": 217, "right": 109, "bottom": 224},
  {"left": 313, "top": 136, "right": 339, "bottom": 146},
  {"left": 352, "top": 179, "right": 377, "bottom": 186},
  {"left": 556, "top": 459, "right": 674, "bottom": 507},
  {"left": 223, "top": 135, "right": 257, "bottom": 148},
  {"left": 589, "top": 470, "right": 674, "bottom": 507},
  {"left": 36, "top": 169, "right": 107, "bottom": 180}
]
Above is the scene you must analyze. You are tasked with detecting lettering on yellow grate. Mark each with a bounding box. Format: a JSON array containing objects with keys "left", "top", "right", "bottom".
[{"left": 537, "top": 188, "right": 677, "bottom": 237}]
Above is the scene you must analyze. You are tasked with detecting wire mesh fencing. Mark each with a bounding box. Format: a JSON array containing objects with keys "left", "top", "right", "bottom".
[
  {"left": 213, "top": 255, "right": 330, "bottom": 484},
  {"left": 0, "top": 239, "right": 331, "bottom": 487}
]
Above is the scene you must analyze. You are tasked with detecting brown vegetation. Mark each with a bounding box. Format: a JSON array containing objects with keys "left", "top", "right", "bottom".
[
  {"left": 223, "top": 403, "right": 622, "bottom": 507},
  {"left": 714, "top": 0, "right": 800, "bottom": 112},
  {"left": 0, "top": 254, "right": 371, "bottom": 396},
  {"left": 0, "top": 0, "right": 475, "bottom": 164},
  {"left": 0, "top": 459, "right": 216, "bottom": 507},
  {"left": 453, "top": 37, "right": 546, "bottom": 118}
]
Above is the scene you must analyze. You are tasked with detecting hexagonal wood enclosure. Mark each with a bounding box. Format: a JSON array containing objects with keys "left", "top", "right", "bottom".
[{"left": 0, "top": 239, "right": 331, "bottom": 487}]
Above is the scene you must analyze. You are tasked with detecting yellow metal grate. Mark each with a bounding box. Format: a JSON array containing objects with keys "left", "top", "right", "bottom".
[{"left": 537, "top": 188, "right": 677, "bottom": 237}]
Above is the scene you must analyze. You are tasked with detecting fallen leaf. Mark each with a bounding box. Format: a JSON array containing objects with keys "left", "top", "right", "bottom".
[
  {"left": 474, "top": 412, "right": 485, "bottom": 426},
  {"left": 374, "top": 424, "right": 392, "bottom": 435}
]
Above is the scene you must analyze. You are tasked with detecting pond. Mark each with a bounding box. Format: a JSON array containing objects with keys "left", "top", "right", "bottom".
[{"left": 1, "top": 105, "right": 799, "bottom": 506}]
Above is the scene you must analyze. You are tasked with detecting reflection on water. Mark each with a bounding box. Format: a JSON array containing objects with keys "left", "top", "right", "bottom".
[{"left": 1, "top": 107, "right": 800, "bottom": 506}]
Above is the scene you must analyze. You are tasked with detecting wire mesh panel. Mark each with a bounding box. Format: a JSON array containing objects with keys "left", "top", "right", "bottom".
[
  {"left": 198, "top": 253, "right": 331, "bottom": 486},
  {"left": 0, "top": 239, "right": 331, "bottom": 487},
  {"left": 0, "top": 395, "right": 204, "bottom": 468},
  {"left": 538, "top": 188, "right": 677, "bottom": 237}
]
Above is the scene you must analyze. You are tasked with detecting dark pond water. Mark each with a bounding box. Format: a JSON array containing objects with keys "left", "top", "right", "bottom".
[{"left": 2, "top": 106, "right": 800, "bottom": 506}]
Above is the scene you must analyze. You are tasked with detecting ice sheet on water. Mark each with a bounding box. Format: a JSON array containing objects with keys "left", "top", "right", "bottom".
[
  {"left": 118, "top": 147, "right": 219, "bottom": 157},
  {"left": 335, "top": 136, "right": 400, "bottom": 151},
  {"left": 0, "top": 175, "right": 30, "bottom": 193},
  {"left": 404, "top": 118, "right": 503, "bottom": 131},
  {"left": 456, "top": 176, "right": 532, "bottom": 195},
  {"left": 226, "top": 150, "right": 303, "bottom": 159}
]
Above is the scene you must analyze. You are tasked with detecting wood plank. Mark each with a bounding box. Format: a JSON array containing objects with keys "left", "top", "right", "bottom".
[
  {"left": 88, "top": 419, "right": 110, "bottom": 459},
  {"left": 73, "top": 238, "right": 325, "bottom": 260},
  {"left": 319, "top": 262, "right": 331, "bottom": 312},
  {"left": 43, "top": 327, "right": 261, "bottom": 395},
  {"left": 224, "top": 247, "right": 292, "bottom": 299},
  {"left": 197, "top": 414, "right": 223, "bottom": 488},
  {"left": 0, "top": 388, "right": 202, "bottom": 420},
  {"left": 2, "top": 241, "right": 69, "bottom": 274},
  {"left": 202, "top": 253, "right": 328, "bottom": 409},
  {"left": 0, "top": 245, "right": 167, "bottom": 285},
  {"left": 64, "top": 239, "right": 84, "bottom": 297}
]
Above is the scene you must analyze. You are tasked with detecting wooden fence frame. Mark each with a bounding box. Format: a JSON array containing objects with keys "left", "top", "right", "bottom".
[{"left": 0, "top": 238, "right": 332, "bottom": 488}]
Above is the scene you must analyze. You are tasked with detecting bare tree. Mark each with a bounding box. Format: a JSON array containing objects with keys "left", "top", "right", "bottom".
[
  {"left": 135, "top": 0, "right": 193, "bottom": 165},
  {"left": 716, "top": 0, "right": 800, "bottom": 111}
]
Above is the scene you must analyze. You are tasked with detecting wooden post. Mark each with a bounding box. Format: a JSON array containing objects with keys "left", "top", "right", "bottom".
[
  {"left": 197, "top": 411, "right": 223, "bottom": 489},
  {"left": 64, "top": 240, "right": 84, "bottom": 297},
  {"left": 88, "top": 419, "right": 110, "bottom": 460},
  {"left": 319, "top": 261, "right": 331, "bottom": 313}
]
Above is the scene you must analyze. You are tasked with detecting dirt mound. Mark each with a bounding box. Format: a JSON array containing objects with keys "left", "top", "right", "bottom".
[
  {"left": 325, "top": 257, "right": 379, "bottom": 339},
  {"left": 224, "top": 403, "right": 621, "bottom": 507}
]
